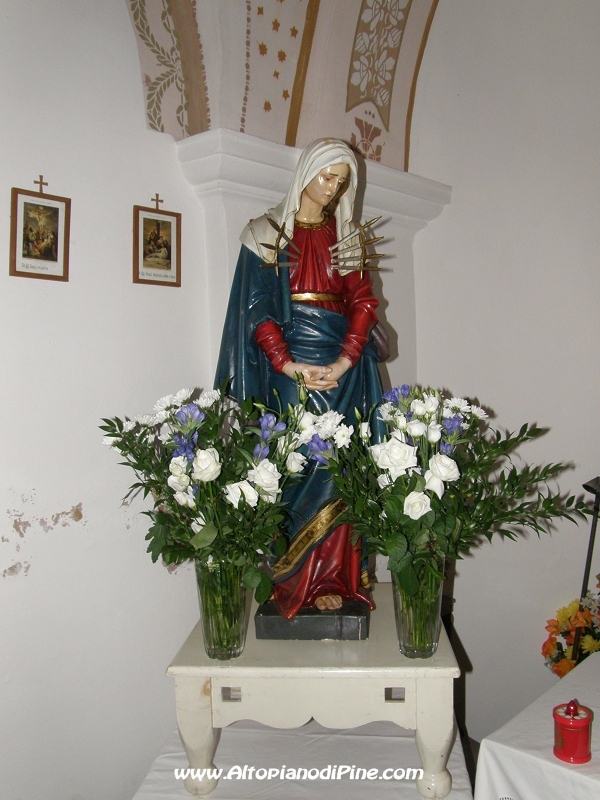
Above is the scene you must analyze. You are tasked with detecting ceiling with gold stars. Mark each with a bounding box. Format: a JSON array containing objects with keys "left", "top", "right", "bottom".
[{"left": 126, "top": 0, "right": 439, "bottom": 171}]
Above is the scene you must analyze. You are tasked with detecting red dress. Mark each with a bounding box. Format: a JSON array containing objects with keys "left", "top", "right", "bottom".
[{"left": 254, "top": 216, "right": 378, "bottom": 618}]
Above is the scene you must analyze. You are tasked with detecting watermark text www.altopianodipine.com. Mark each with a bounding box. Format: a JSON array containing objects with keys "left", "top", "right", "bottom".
[{"left": 174, "top": 764, "right": 424, "bottom": 782}]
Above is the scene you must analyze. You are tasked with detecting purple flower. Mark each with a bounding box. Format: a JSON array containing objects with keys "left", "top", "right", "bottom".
[
  {"left": 172, "top": 432, "right": 197, "bottom": 462},
  {"left": 382, "top": 387, "right": 401, "bottom": 404},
  {"left": 253, "top": 443, "right": 270, "bottom": 461},
  {"left": 382, "top": 384, "right": 411, "bottom": 405},
  {"left": 259, "top": 413, "right": 286, "bottom": 441},
  {"left": 175, "top": 404, "right": 205, "bottom": 426},
  {"left": 440, "top": 441, "right": 455, "bottom": 456},
  {"left": 443, "top": 415, "right": 462, "bottom": 435},
  {"left": 307, "top": 434, "right": 333, "bottom": 465}
]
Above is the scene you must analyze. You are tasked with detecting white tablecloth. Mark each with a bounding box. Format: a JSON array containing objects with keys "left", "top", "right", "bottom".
[
  {"left": 474, "top": 653, "right": 600, "bottom": 800},
  {"left": 132, "top": 718, "right": 473, "bottom": 799}
]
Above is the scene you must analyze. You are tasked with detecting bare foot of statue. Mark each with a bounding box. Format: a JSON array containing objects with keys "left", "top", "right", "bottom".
[{"left": 314, "top": 594, "right": 343, "bottom": 611}]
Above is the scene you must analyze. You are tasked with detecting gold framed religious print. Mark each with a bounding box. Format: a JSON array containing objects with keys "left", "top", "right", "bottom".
[
  {"left": 10, "top": 186, "right": 71, "bottom": 281},
  {"left": 133, "top": 205, "right": 181, "bottom": 287}
]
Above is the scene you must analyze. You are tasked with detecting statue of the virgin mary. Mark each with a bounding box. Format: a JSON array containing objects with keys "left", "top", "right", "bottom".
[{"left": 215, "top": 138, "right": 384, "bottom": 620}]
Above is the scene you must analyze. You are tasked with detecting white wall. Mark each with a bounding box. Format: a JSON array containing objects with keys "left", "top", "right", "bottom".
[
  {"left": 0, "top": 2, "right": 211, "bottom": 798},
  {"left": 410, "top": 0, "right": 600, "bottom": 740}
]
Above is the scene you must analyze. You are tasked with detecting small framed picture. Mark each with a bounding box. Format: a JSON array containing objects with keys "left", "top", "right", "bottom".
[
  {"left": 10, "top": 187, "right": 71, "bottom": 281},
  {"left": 133, "top": 205, "right": 181, "bottom": 286}
]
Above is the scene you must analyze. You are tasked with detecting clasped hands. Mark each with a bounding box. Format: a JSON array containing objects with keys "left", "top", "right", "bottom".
[{"left": 281, "top": 356, "right": 351, "bottom": 391}]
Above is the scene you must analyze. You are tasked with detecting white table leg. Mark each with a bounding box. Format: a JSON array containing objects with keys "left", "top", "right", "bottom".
[
  {"left": 414, "top": 677, "right": 455, "bottom": 799},
  {"left": 174, "top": 676, "right": 221, "bottom": 798}
]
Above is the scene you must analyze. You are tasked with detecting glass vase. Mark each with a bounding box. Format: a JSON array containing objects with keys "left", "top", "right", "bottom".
[
  {"left": 195, "top": 558, "right": 248, "bottom": 660},
  {"left": 391, "top": 567, "right": 443, "bottom": 659}
]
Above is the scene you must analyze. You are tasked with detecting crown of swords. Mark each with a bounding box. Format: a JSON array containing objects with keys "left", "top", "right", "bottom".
[{"left": 260, "top": 216, "right": 386, "bottom": 278}]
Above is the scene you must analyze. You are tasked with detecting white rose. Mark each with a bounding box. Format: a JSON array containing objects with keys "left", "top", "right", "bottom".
[
  {"left": 169, "top": 455, "right": 189, "bottom": 476},
  {"left": 168, "top": 455, "right": 190, "bottom": 491},
  {"left": 174, "top": 487, "right": 196, "bottom": 508},
  {"left": 286, "top": 451, "right": 307, "bottom": 473},
  {"left": 410, "top": 399, "right": 426, "bottom": 417},
  {"left": 192, "top": 447, "right": 221, "bottom": 482},
  {"left": 427, "top": 423, "right": 442, "bottom": 443},
  {"left": 404, "top": 491, "right": 431, "bottom": 520},
  {"left": 394, "top": 413, "right": 408, "bottom": 431},
  {"left": 424, "top": 469, "right": 444, "bottom": 499},
  {"left": 168, "top": 473, "right": 190, "bottom": 492},
  {"left": 429, "top": 453, "right": 460, "bottom": 482},
  {"left": 378, "top": 402, "right": 395, "bottom": 422},
  {"left": 424, "top": 394, "right": 440, "bottom": 414},
  {"left": 297, "top": 411, "right": 317, "bottom": 445},
  {"left": 248, "top": 460, "right": 282, "bottom": 503},
  {"left": 224, "top": 480, "right": 259, "bottom": 508},
  {"left": 406, "top": 419, "right": 427, "bottom": 438},
  {"left": 369, "top": 436, "right": 417, "bottom": 480},
  {"left": 333, "top": 424, "right": 353, "bottom": 448},
  {"left": 360, "top": 422, "right": 371, "bottom": 441},
  {"left": 298, "top": 411, "right": 317, "bottom": 431}
]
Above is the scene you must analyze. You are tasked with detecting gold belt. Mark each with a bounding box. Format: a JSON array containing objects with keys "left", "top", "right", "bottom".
[{"left": 291, "top": 293, "right": 344, "bottom": 303}]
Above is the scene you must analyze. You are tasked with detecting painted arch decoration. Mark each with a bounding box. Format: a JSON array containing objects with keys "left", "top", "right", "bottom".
[{"left": 125, "top": 0, "right": 438, "bottom": 171}]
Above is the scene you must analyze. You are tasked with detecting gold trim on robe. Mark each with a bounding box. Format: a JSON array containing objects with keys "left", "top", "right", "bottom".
[
  {"left": 291, "top": 292, "right": 344, "bottom": 303},
  {"left": 272, "top": 497, "right": 348, "bottom": 581}
]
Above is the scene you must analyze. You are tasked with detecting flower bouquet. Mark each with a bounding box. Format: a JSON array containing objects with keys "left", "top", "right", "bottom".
[
  {"left": 101, "top": 387, "right": 307, "bottom": 658},
  {"left": 301, "top": 384, "right": 589, "bottom": 657},
  {"left": 542, "top": 584, "right": 600, "bottom": 677}
]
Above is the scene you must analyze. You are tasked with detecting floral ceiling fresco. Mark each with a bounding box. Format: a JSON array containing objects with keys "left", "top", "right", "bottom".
[
  {"left": 346, "top": 0, "right": 412, "bottom": 131},
  {"left": 128, "top": 0, "right": 210, "bottom": 139},
  {"left": 126, "top": 0, "right": 438, "bottom": 171}
]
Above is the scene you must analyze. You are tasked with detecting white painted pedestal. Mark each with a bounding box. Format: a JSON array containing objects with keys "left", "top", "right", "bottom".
[{"left": 167, "top": 583, "right": 459, "bottom": 799}]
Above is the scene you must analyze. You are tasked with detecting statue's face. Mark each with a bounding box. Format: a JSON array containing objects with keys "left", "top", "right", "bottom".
[{"left": 302, "top": 163, "right": 350, "bottom": 209}]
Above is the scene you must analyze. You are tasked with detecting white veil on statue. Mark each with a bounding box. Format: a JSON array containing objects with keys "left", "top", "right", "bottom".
[{"left": 240, "top": 138, "right": 359, "bottom": 263}]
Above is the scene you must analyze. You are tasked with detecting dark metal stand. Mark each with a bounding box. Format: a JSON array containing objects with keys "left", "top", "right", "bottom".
[
  {"left": 572, "top": 477, "right": 600, "bottom": 661},
  {"left": 254, "top": 600, "right": 370, "bottom": 640}
]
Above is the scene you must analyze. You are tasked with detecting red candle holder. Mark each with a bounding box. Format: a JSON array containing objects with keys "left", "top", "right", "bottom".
[{"left": 553, "top": 698, "right": 593, "bottom": 763}]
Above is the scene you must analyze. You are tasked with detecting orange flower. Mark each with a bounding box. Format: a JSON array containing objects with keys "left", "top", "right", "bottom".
[
  {"left": 541, "top": 637, "right": 558, "bottom": 658},
  {"left": 545, "top": 618, "right": 560, "bottom": 636},
  {"left": 568, "top": 608, "right": 592, "bottom": 630},
  {"left": 552, "top": 659, "right": 576, "bottom": 678},
  {"left": 557, "top": 600, "right": 580, "bottom": 627}
]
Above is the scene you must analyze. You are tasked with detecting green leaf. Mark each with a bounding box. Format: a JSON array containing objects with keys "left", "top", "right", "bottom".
[
  {"left": 385, "top": 531, "right": 408, "bottom": 562},
  {"left": 397, "top": 564, "right": 420, "bottom": 596},
  {"left": 242, "top": 564, "right": 262, "bottom": 590},
  {"left": 388, "top": 551, "right": 412, "bottom": 574},
  {"left": 145, "top": 521, "right": 169, "bottom": 563},
  {"left": 414, "top": 474, "right": 426, "bottom": 492},
  {"left": 433, "top": 513, "right": 457, "bottom": 536},
  {"left": 384, "top": 495, "right": 403, "bottom": 526},
  {"left": 255, "top": 572, "right": 272, "bottom": 605},
  {"left": 273, "top": 536, "right": 287, "bottom": 556},
  {"left": 189, "top": 521, "right": 218, "bottom": 550}
]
